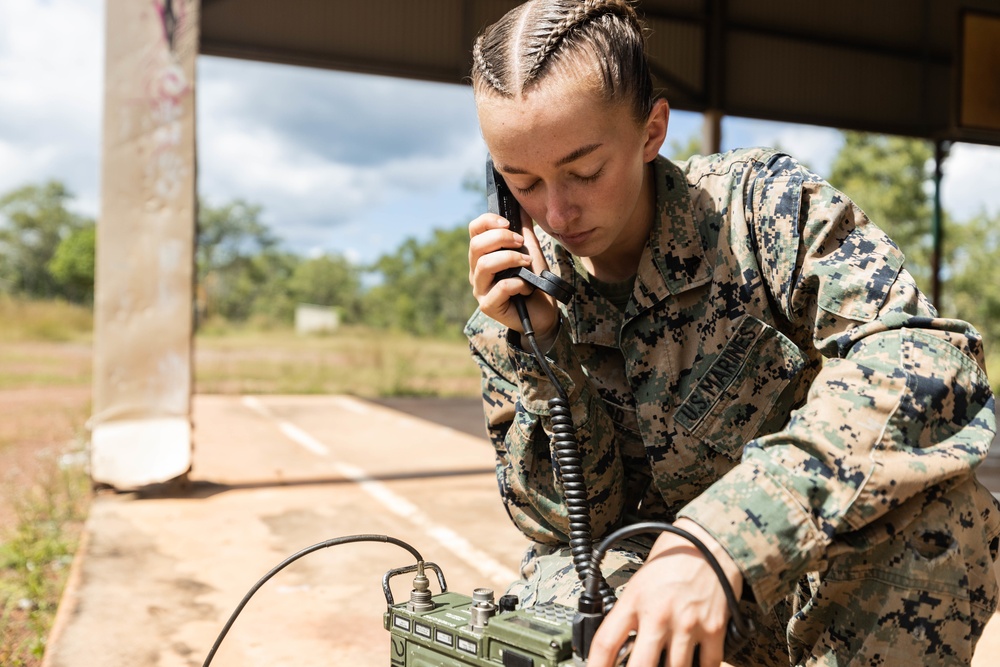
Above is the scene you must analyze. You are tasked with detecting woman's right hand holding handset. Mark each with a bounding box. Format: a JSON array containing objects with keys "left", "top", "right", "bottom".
[{"left": 468, "top": 211, "right": 561, "bottom": 351}]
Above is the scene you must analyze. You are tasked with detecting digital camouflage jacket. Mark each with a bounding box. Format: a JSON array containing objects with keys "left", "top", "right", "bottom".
[{"left": 464, "top": 148, "right": 999, "bottom": 611}]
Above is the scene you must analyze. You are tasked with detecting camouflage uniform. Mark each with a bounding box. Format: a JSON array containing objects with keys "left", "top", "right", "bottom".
[{"left": 464, "top": 148, "right": 1000, "bottom": 665}]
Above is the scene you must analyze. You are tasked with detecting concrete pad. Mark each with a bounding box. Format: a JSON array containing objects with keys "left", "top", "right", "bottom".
[{"left": 43, "top": 395, "right": 525, "bottom": 667}]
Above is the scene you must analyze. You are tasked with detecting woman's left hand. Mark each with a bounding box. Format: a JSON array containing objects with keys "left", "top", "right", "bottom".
[{"left": 585, "top": 519, "right": 743, "bottom": 667}]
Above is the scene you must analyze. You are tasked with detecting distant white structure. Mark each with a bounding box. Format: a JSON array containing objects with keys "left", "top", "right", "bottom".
[{"left": 295, "top": 303, "right": 340, "bottom": 335}]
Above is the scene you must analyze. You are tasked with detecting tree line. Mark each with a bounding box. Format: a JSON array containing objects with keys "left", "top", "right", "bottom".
[
  {"left": 0, "top": 181, "right": 478, "bottom": 338},
  {"left": 1, "top": 132, "right": 998, "bottom": 347}
]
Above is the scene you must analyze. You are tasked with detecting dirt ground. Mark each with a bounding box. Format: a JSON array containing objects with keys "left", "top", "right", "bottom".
[{"left": 0, "top": 386, "right": 90, "bottom": 531}]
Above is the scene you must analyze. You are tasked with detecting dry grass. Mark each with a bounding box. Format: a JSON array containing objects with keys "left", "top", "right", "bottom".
[
  {"left": 0, "top": 354, "right": 91, "bottom": 664},
  {"left": 0, "top": 297, "right": 93, "bottom": 665},
  {"left": 195, "top": 325, "right": 482, "bottom": 398},
  {"left": 0, "top": 296, "right": 92, "bottom": 344}
]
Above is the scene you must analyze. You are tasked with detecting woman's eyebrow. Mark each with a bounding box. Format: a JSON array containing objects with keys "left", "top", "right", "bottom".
[
  {"left": 555, "top": 143, "right": 602, "bottom": 167},
  {"left": 498, "top": 143, "right": 604, "bottom": 175}
]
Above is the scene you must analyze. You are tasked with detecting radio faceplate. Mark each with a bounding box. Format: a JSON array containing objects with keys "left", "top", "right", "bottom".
[{"left": 385, "top": 592, "right": 578, "bottom": 667}]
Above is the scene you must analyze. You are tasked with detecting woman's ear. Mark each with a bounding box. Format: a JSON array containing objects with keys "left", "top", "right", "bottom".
[{"left": 642, "top": 98, "right": 670, "bottom": 162}]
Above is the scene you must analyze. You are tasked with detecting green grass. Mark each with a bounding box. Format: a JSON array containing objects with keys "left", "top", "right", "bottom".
[
  {"left": 0, "top": 450, "right": 90, "bottom": 665},
  {"left": 195, "top": 325, "right": 482, "bottom": 398}
]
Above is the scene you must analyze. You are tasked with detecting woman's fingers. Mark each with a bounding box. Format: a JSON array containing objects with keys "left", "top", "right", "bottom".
[
  {"left": 469, "top": 214, "right": 525, "bottom": 282},
  {"left": 471, "top": 249, "right": 531, "bottom": 297},
  {"left": 467, "top": 211, "right": 560, "bottom": 338},
  {"left": 586, "top": 605, "right": 639, "bottom": 667},
  {"left": 518, "top": 217, "right": 550, "bottom": 278}
]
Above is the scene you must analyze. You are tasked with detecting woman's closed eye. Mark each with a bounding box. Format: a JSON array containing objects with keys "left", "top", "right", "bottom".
[
  {"left": 574, "top": 166, "right": 605, "bottom": 184},
  {"left": 514, "top": 180, "right": 540, "bottom": 195}
]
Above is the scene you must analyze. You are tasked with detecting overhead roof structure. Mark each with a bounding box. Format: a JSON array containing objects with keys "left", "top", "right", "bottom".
[{"left": 200, "top": 0, "right": 1000, "bottom": 147}]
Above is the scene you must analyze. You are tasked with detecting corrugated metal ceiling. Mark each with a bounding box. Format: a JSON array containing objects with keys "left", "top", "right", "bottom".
[{"left": 199, "top": 0, "right": 1000, "bottom": 145}]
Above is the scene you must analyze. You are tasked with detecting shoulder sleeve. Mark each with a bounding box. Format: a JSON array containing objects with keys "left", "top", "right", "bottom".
[{"left": 678, "top": 153, "right": 997, "bottom": 609}]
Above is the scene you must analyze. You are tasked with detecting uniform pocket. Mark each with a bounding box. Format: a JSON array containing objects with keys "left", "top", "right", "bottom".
[{"left": 675, "top": 315, "right": 806, "bottom": 459}]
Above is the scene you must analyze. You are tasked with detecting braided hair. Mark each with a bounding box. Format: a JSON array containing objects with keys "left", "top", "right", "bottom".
[{"left": 471, "top": 0, "right": 654, "bottom": 122}]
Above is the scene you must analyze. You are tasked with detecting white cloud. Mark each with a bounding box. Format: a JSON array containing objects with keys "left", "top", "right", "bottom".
[
  {"left": 942, "top": 143, "right": 1000, "bottom": 221},
  {"left": 195, "top": 56, "right": 487, "bottom": 260},
  {"left": 0, "top": 0, "right": 103, "bottom": 212}
]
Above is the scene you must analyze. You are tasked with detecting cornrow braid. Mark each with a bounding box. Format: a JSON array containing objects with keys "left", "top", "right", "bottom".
[
  {"left": 472, "top": 0, "right": 653, "bottom": 122},
  {"left": 522, "top": 0, "right": 639, "bottom": 87},
  {"left": 473, "top": 35, "right": 511, "bottom": 98}
]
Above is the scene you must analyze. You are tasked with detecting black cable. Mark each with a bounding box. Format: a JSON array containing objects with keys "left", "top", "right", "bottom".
[
  {"left": 201, "top": 534, "right": 423, "bottom": 667},
  {"left": 514, "top": 295, "right": 615, "bottom": 610}
]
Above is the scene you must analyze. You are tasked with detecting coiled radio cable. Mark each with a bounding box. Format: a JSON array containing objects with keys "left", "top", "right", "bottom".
[{"left": 512, "top": 297, "right": 616, "bottom": 610}]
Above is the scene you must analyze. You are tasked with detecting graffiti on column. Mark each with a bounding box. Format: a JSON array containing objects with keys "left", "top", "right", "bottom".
[
  {"left": 158, "top": 0, "right": 179, "bottom": 50},
  {"left": 147, "top": 0, "right": 193, "bottom": 204}
]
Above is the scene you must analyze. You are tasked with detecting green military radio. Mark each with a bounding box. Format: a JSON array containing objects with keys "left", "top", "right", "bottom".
[{"left": 383, "top": 562, "right": 578, "bottom": 667}]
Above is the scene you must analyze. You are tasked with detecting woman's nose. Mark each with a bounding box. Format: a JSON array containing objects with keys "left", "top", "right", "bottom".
[{"left": 545, "top": 187, "right": 578, "bottom": 231}]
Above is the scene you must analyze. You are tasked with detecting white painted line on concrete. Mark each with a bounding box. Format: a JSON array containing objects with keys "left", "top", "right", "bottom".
[
  {"left": 334, "top": 461, "right": 517, "bottom": 585},
  {"left": 241, "top": 395, "right": 270, "bottom": 417},
  {"left": 242, "top": 396, "right": 330, "bottom": 456},
  {"left": 240, "top": 396, "right": 517, "bottom": 586},
  {"left": 331, "top": 395, "right": 371, "bottom": 415},
  {"left": 277, "top": 421, "right": 330, "bottom": 457}
]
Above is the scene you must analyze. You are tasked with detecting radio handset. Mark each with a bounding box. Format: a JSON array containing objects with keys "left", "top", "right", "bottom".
[{"left": 486, "top": 157, "right": 573, "bottom": 305}]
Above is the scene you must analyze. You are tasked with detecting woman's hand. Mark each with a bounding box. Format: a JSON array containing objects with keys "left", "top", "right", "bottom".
[
  {"left": 587, "top": 519, "right": 743, "bottom": 667},
  {"left": 468, "top": 210, "right": 560, "bottom": 348}
]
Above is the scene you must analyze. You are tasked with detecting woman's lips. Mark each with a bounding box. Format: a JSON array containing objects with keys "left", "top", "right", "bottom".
[{"left": 555, "top": 229, "right": 593, "bottom": 246}]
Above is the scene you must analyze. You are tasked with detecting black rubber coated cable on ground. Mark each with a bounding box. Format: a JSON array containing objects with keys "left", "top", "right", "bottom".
[{"left": 201, "top": 534, "right": 423, "bottom": 667}]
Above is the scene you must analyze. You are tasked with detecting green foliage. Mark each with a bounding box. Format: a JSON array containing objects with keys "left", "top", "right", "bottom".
[
  {"left": 0, "top": 181, "right": 93, "bottom": 301},
  {"left": 197, "top": 199, "right": 278, "bottom": 271},
  {"left": 196, "top": 199, "right": 292, "bottom": 323},
  {"left": 667, "top": 134, "right": 703, "bottom": 162},
  {"left": 940, "top": 212, "right": 1000, "bottom": 351},
  {"left": 828, "top": 132, "right": 934, "bottom": 290},
  {"left": 47, "top": 223, "right": 95, "bottom": 304},
  {"left": 363, "top": 226, "right": 478, "bottom": 338},
  {"left": 287, "top": 254, "right": 363, "bottom": 323}
]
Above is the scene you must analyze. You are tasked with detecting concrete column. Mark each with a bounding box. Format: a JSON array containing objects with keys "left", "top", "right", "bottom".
[
  {"left": 702, "top": 109, "right": 723, "bottom": 156},
  {"left": 91, "top": 0, "right": 199, "bottom": 489}
]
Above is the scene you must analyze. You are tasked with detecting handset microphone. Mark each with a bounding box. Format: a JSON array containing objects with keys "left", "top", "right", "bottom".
[{"left": 486, "top": 156, "right": 573, "bottom": 306}]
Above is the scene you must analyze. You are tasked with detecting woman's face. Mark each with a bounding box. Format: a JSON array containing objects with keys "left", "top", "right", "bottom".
[{"left": 476, "top": 73, "right": 668, "bottom": 273}]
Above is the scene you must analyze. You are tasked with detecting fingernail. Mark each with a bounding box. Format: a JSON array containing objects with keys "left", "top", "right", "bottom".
[{"left": 513, "top": 233, "right": 524, "bottom": 244}]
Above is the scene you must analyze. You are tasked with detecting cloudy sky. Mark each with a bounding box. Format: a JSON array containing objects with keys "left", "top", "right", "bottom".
[{"left": 4, "top": 0, "right": 1000, "bottom": 265}]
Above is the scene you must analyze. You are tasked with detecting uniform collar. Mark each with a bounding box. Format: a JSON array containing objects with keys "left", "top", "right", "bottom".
[
  {"left": 540, "top": 155, "right": 710, "bottom": 347},
  {"left": 630, "top": 156, "right": 711, "bottom": 310}
]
